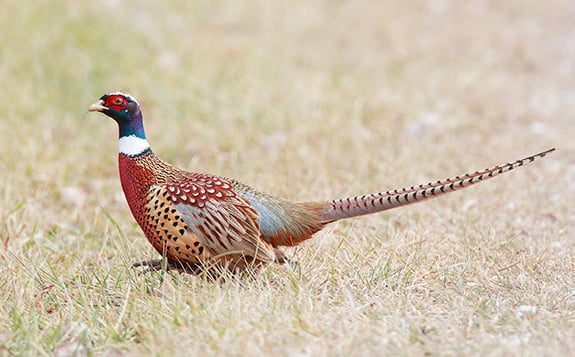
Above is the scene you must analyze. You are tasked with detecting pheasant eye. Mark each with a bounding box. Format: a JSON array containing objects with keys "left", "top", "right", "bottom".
[{"left": 113, "top": 97, "right": 124, "bottom": 106}]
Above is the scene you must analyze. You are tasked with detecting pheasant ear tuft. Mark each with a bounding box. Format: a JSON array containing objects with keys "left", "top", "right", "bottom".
[{"left": 127, "top": 102, "right": 140, "bottom": 116}]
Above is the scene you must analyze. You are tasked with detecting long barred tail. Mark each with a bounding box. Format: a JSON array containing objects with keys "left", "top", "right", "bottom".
[{"left": 319, "top": 148, "right": 555, "bottom": 223}]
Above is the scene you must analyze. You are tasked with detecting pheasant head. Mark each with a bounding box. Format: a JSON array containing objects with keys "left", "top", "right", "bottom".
[{"left": 89, "top": 92, "right": 150, "bottom": 156}]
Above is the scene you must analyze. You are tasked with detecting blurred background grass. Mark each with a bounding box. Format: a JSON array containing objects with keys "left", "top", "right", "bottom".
[{"left": 0, "top": 0, "right": 573, "bottom": 355}]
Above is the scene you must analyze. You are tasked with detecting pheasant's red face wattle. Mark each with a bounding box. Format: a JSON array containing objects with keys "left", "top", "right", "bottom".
[{"left": 104, "top": 95, "right": 128, "bottom": 112}]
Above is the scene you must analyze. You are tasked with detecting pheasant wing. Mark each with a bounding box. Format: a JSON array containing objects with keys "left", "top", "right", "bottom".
[{"left": 151, "top": 176, "right": 276, "bottom": 264}]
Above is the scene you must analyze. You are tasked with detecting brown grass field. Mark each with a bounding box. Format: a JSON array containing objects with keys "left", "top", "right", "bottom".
[{"left": 1, "top": 0, "right": 574, "bottom": 355}]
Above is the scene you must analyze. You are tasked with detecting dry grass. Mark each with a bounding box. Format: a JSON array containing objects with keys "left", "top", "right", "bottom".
[{"left": 1, "top": 0, "right": 574, "bottom": 355}]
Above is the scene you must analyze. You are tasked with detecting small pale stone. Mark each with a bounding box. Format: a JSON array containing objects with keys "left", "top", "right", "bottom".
[{"left": 515, "top": 305, "right": 537, "bottom": 318}]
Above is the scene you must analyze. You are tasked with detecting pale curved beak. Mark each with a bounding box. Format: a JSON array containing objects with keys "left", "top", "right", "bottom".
[{"left": 88, "top": 99, "right": 107, "bottom": 112}]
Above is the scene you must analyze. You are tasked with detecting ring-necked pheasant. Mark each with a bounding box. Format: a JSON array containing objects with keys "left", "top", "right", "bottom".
[{"left": 88, "top": 92, "right": 554, "bottom": 274}]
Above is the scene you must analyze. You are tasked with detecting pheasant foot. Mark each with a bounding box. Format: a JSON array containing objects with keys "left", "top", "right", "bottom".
[{"left": 132, "top": 258, "right": 202, "bottom": 275}]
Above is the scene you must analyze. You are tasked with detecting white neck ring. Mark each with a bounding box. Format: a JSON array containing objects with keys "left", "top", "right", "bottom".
[{"left": 119, "top": 135, "right": 150, "bottom": 156}]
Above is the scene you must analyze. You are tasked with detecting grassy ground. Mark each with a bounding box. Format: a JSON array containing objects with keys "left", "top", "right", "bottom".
[{"left": 1, "top": 0, "right": 574, "bottom": 355}]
